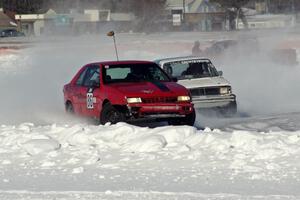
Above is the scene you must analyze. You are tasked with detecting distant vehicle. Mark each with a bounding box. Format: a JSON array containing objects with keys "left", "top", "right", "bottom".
[
  {"left": 63, "top": 61, "right": 196, "bottom": 125},
  {"left": 205, "top": 40, "right": 238, "bottom": 57},
  {"left": 155, "top": 56, "right": 237, "bottom": 116},
  {"left": 0, "top": 29, "right": 25, "bottom": 37},
  {"left": 203, "top": 39, "right": 259, "bottom": 62}
]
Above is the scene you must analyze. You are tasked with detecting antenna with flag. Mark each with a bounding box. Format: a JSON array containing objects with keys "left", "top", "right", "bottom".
[{"left": 107, "top": 31, "right": 119, "bottom": 61}]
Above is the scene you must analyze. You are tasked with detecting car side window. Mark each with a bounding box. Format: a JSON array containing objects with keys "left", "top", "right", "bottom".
[
  {"left": 76, "top": 67, "right": 88, "bottom": 86},
  {"left": 106, "top": 67, "right": 130, "bottom": 79},
  {"left": 83, "top": 65, "right": 100, "bottom": 87}
]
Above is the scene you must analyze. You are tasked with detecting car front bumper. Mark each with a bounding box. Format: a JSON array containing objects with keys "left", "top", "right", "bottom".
[
  {"left": 127, "top": 103, "right": 194, "bottom": 119},
  {"left": 192, "top": 94, "right": 236, "bottom": 109}
]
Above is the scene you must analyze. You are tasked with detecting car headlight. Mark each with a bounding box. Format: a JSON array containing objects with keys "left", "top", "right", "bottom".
[
  {"left": 127, "top": 97, "right": 142, "bottom": 103},
  {"left": 177, "top": 96, "right": 191, "bottom": 102},
  {"left": 220, "top": 87, "right": 231, "bottom": 95}
]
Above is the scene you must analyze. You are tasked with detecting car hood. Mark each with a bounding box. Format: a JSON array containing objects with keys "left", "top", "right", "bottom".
[
  {"left": 178, "top": 76, "right": 231, "bottom": 89},
  {"left": 106, "top": 81, "right": 188, "bottom": 97}
]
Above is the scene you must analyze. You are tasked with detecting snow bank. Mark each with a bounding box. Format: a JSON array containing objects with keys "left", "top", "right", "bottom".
[
  {"left": 1, "top": 121, "right": 300, "bottom": 196},
  {"left": 1, "top": 122, "right": 299, "bottom": 157},
  {"left": 1, "top": 122, "right": 300, "bottom": 178},
  {"left": 22, "top": 139, "right": 61, "bottom": 155}
]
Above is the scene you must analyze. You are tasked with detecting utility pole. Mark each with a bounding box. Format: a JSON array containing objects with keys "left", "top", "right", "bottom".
[
  {"left": 265, "top": 0, "right": 269, "bottom": 14},
  {"left": 292, "top": 0, "right": 295, "bottom": 13},
  {"left": 182, "top": 0, "right": 186, "bottom": 24},
  {"left": 291, "top": 0, "right": 297, "bottom": 27},
  {"left": 107, "top": 31, "right": 119, "bottom": 61}
]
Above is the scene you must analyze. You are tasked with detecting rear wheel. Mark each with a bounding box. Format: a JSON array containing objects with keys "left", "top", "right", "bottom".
[
  {"left": 100, "top": 103, "right": 125, "bottom": 125},
  {"left": 168, "top": 109, "right": 196, "bottom": 126},
  {"left": 66, "top": 102, "right": 74, "bottom": 115}
]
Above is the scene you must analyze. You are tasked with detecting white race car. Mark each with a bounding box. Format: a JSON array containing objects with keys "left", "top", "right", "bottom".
[{"left": 155, "top": 56, "right": 237, "bottom": 116}]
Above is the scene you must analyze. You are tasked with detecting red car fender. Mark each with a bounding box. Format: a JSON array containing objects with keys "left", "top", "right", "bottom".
[{"left": 101, "top": 86, "right": 127, "bottom": 105}]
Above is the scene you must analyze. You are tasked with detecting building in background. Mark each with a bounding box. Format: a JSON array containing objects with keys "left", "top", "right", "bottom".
[
  {"left": 15, "top": 8, "right": 135, "bottom": 36},
  {"left": 166, "top": 0, "right": 227, "bottom": 31},
  {"left": 0, "top": 8, "right": 17, "bottom": 31},
  {"left": 5, "top": 1, "right": 300, "bottom": 35},
  {"left": 237, "top": 14, "right": 296, "bottom": 29},
  {"left": 15, "top": 9, "right": 53, "bottom": 36},
  {"left": 239, "top": 0, "right": 298, "bottom": 29},
  {"left": 166, "top": 0, "right": 298, "bottom": 31}
]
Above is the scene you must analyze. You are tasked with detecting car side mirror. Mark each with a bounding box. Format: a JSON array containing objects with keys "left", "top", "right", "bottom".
[
  {"left": 172, "top": 77, "right": 178, "bottom": 82},
  {"left": 218, "top": 71, "right": 223, "bottom": 76}
]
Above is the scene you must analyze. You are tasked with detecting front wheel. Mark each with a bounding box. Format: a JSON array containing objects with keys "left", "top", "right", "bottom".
[
  {"left": 100, "top": 103, "right": 125, "bottom": 125},
  {"left": 168, "top": 109, "right": 196, "bottom": 126}
]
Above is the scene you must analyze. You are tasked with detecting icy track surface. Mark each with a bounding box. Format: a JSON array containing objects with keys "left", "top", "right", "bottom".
[{"left": 1, "top": 121, "right": 300, "bottom": 199}]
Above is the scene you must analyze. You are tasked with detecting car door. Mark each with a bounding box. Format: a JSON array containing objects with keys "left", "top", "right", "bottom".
[
  {"left": 72, "top": 66, "right": 89, "bottom": 115},
  {"left": 80, "top": 65, "right": 102, "bottom": 117}
]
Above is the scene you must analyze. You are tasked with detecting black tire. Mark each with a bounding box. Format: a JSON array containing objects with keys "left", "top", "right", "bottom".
[
  {"left": 100, "top": 103, "right": 125, "bottom": 125},
  {"left": 66, "top": 102, "right": 74, "bottom": 115},
  {"left": 168, "top": 109, "right": 196, "bottom": 126}
]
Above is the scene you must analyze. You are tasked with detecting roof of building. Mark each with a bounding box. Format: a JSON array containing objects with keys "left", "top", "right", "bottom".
[
  {"left": 189, "top": 0, "right": 203, "bottom": 12},
  {"left": 166, "top": 0, "right": 222, "bottom": 13},
  {"left": 0, "top": 10, "right": 16, "bottom": 28},
  {"left": 166, "top": 0, "right": 197, "bottom": 9}
]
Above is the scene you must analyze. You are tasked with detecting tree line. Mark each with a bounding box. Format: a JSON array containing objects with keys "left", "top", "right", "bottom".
[
  {"left": 1, "top": 0, "right": 298, "bottom": 14},
  {"left": 0, "top": 0, "right": 167, "bottom": 14}
]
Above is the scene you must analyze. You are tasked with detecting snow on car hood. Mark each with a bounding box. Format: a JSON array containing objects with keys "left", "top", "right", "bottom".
[
  {"left": 178, "top": 76, "right": 231, "bottom": 89},
  {"left": 107, "top": 81, "right": 188, "bottom": 96}
]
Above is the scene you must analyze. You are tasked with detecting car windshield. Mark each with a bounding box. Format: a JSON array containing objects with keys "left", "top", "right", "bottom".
[
  {"left": 103, "top": 63, "right": 171, "bottom": 84},
  {"left": 163, "top": 59, "right": 219, "bottom": 80}
]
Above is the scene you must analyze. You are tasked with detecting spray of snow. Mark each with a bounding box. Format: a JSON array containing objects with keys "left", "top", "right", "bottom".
[{"left": 0, "top": 31, "right": 300, "bottom": 126}]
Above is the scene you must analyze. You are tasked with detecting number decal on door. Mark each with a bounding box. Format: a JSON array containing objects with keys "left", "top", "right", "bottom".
[
  {"left": 87, "top": 92, "right": 94, "bottom": 109},
  {"left": 87, "top": 88, "right": 96, "bottom": 109}
]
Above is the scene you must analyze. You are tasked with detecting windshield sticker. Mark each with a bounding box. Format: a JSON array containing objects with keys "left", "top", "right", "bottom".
[
  {"left": 168, "top": 60, "right": 210, "bottom": 65},
  {"left": 104, "top": 65, "right": 109, "bottom": 69}
]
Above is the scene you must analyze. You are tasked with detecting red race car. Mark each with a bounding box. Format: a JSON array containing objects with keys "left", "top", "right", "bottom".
[{"left": 63, "top": 61, "right": 195, "bottom": 126}]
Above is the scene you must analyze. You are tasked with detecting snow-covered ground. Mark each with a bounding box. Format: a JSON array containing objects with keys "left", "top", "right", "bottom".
[
  {"left": 1, "top": 30, "right": 300, "bottom": 199},
  {"left": 1, "top": 119, "right": 300, "bottom": 199}
]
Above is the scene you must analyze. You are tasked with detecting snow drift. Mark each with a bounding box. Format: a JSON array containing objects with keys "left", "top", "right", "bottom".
[
  {"left": 1, "top": 122, "right": 300, "bottom": 178},
  {"left": 1, "top": 118, "right": 300, "bottom": 198}
]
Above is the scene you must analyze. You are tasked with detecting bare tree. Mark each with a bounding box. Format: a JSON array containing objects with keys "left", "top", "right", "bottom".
[{"left": 1, "top": 0, "right": 44, "bottom": 13}]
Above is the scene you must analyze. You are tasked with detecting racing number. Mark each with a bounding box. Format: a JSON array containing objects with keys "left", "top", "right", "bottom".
[{"left": 87, "top": 88, "right": 96, "bottom": 109}]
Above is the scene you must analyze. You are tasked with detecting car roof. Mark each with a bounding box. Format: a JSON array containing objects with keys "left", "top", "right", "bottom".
[
  {"left": 88, "top": 60, "right": 155, "bottom": 66},
  {"left": 155, "top": 56, "right": 212, "bottom": 64}
]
